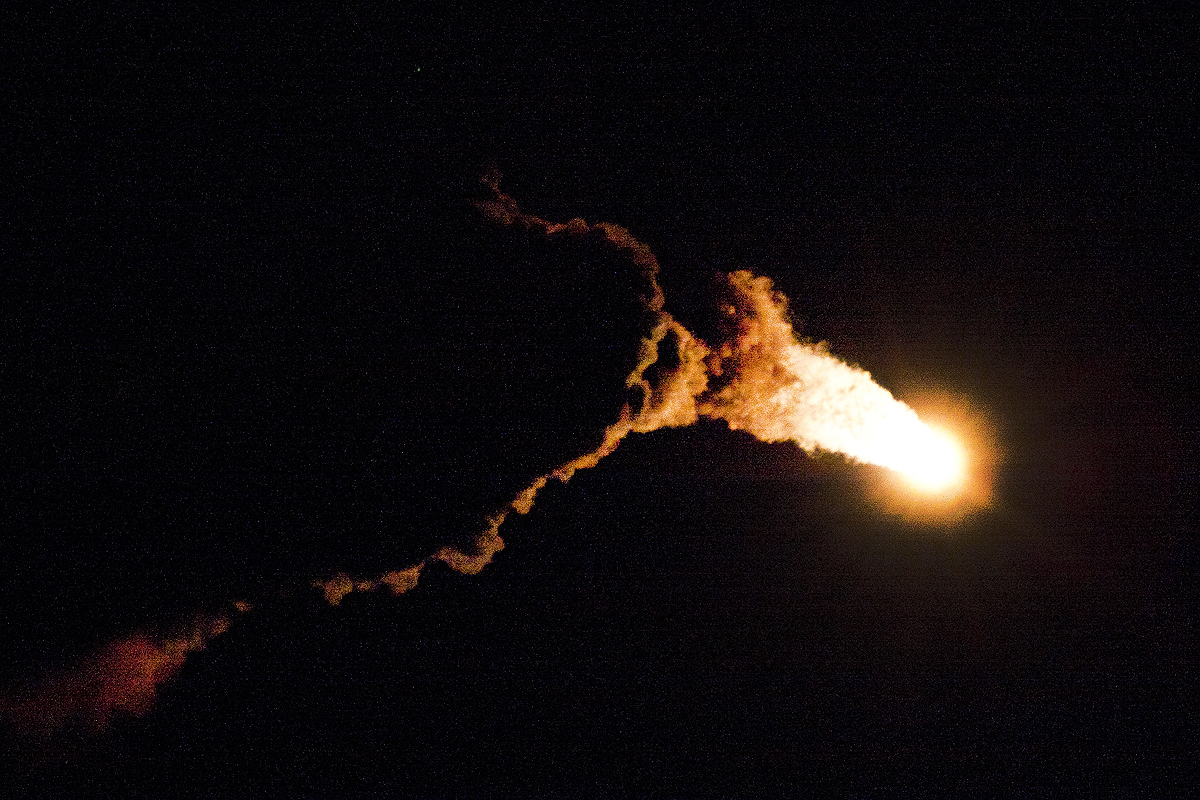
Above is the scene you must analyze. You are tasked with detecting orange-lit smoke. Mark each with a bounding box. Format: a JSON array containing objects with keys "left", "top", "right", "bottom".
[
  {"left": 315, "top": 175, "right": 710, "bottom": 605},
  {"left": 699, "top": 270, "right": 968, "bottom": 492},
  {"left": 317, "top": 179, "right": 970, "bottom": 605},
  {"left": 1, "top": 608, "right": 248, "bottom": 735},
  {"left": 7, "top": 182, "right": 974, "bottom": 741}
]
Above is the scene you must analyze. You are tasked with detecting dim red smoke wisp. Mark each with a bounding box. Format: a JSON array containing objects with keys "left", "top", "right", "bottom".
[{"left": 2, "top": 613, "right": 240, "bottom": 735}]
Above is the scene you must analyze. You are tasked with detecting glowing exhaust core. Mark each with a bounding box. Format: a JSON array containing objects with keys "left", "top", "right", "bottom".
[
  {"left": 881, "top": 422, "right": 967, "bottom": 492},
  {"left": 697, "top": 271, "right": 970, "bottom": 495}
]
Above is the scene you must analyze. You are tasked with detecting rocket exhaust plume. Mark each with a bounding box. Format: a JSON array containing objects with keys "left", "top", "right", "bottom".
[
  {"left": 319, "top": 177, "right": 968, "bottom": 605},
  {"left": 7, "top": 178, "right": 970, "bottom": 736},
  {"left": 699, "top": 270, "right": 967, "bottom": 492}
]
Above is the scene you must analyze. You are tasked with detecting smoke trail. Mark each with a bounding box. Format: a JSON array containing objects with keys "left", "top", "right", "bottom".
[
  {"left": 1, "top": 605, "right": 249, "bottom": 736},
  {"left": 4, "top": 179, "right": 700, "bottom": 732},
  {"left": 316, "top": 175, "right": 711, "bottom": 604},
  {"left": 319, "top": 567, "right": 423, "bottom": 606},
  {"left": 8, "top": 180, "right": 966, "bottom": 733},
  {"left": 317, "top": 177, "right": 964, "bottom": 606}
]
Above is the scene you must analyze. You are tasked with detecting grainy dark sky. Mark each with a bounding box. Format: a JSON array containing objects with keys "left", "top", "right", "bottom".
[{"left": 2, "top": 7, "right": 1196, "bottom": 796}]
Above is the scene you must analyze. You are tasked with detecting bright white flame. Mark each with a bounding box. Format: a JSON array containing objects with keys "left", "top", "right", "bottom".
[
  {"left": 699, "top": 271, "right": 970, "bottom": 494},
  {"left": 882, "top": 422, "right": 966, "bottom": 492}
]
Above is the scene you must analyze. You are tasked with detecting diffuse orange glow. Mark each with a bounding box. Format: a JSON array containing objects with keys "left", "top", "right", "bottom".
[{"left": 1, "top": 608, "right": 249, "bottom": 734}]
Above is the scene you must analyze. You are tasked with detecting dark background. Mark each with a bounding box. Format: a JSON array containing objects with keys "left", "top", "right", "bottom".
[{"left": 2, "top": 6, "right": 1197, "bottom": 796}]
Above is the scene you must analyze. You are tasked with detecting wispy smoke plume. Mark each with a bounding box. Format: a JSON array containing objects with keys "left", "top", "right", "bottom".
[
  {"left": 1, "top": 606, "right": 248, "bottom": 736},
  {"left": 319, "top": 177, "right": 961, "bottom": 605},
  {"left": 316, "top": 175, "right": 710, "bottom": 604},
  {"left": 8, "top": 179, "right": 962, "bottom": 735},
  {"left": 319, "top": 566, "right": 423, "bottom": 606}
]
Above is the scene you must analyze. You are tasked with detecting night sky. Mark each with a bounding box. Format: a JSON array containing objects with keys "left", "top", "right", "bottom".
[{"left": 3, "top": 7, "right": 1197, "bottom": 796}]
